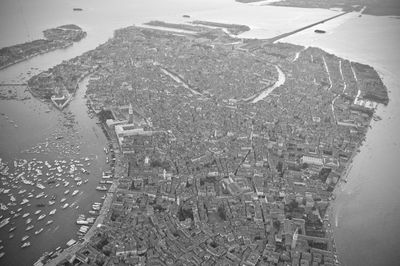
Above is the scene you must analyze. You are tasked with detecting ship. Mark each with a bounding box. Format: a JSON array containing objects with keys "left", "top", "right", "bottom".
[
  {"left": 314, "top": 29, "right": 326, "bottom": 34},
  {"left": 73, "top": 8, "right": 83, "bottom": 11}
]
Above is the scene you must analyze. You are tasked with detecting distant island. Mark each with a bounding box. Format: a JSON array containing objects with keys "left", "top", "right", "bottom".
[
  {"left": 236, "top": 0, "right": 400, "bottom": 16},
  {"left": 0, "top": 24, "right": 86, "bottom": 70}
]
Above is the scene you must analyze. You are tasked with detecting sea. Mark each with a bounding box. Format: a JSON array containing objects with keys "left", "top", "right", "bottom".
[{"left": 0, "top": 0, "right": 399, "bottom": 265}]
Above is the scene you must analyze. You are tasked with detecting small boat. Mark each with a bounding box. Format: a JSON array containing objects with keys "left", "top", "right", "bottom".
[
  {"left": 0, "top": 252, "right": 5, "bottom": 258},
  {"left": 38, "top": 214, "right": 46, "bottom": 220},
  {"left": 73, "top": 8, "right": 83, "bottom": 11},
  {"left": 21, "top": 242, "right": 31, "bottom": 248},
  {"left": 9, "top": 226, "right": 16, "bottom": 232},
  {"left": 72, "top": 190, "right": 79, "bottom": 196},
  {"left": 21, "top": 235, "right": 29, "bottom": 241},
  {"left": 22, "top": 213, "right": 30, "bottom": 218},
  {"left": 45, "top": 220, "right": 53, "bottom": 226},
  {"left": 35, "top": 228, "right": 44, "bottom": 235},
  {"left": 96, "top": 186, "right": 107, "bottom": 191},
  {"left": 64, "top": 189, "right": 70, "bottom": 195},
  {"left": 60, "top": 198, "right": 66, "bottom": 203},
  {"left": 49, "top": 209, "right": 56, "bottom": 215},
  {"left": 62, "top": 203, "right": 69, "bottom": 209},
  {"left": 48, "top": 200, "right": 55, "bottom": 205},
  {"left": 34, "top": 210, "right": 42, "bottom": 215},
  {"left": 26, "top": 225, "right": 34, "bottom": 231},
  {"left": 26, "top": 218, "right": 32, "bottom": 224}
]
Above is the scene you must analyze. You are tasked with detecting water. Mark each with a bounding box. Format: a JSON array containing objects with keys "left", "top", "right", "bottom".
[
  {"left": 282, "top": 14, "right": 400, "bottom": 266},
  {"left": 0, "top": 0, "right": 399, "bottom": 265}
]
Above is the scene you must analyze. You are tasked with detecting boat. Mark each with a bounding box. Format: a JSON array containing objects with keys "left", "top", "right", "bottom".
[
  {"left": 38, "top": 214, "right": 46, "bottom": 220},
  {"left": 35, "top": 228, "right": 44, "bottom": 235},
  {"left": 21, "top": 198, "right": 29, "bottom": 205},
  {"left": 21, "top": 235, "right": 29, "bottom": 241},
  {"left": 96, "top": 186, "right": 107, "bottom": 191},
  {"left": 35, "top": 192, "right": 45, "bottom": 199},
  {"left": 26, "top": 225, "right": 34, "bottom": 231},
  {"left": 21, "top": 242, "right": 31, "bottom": 248},
  {"left": 49, "top": 209, "right": 56, "bottom": 215},
  {"left": 0, "top": 218, "right": 10, "bottom": 228},
  {"left": 72, "top": 190, "right": 79, "bottom": 196}
]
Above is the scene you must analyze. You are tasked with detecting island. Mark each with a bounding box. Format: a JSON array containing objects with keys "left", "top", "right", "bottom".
[
  {"left": 0, "top": 24, "right": 86, "bottom": 70},
  {"left": 29, "top": 21, "right": 387, "bottom": 266}
]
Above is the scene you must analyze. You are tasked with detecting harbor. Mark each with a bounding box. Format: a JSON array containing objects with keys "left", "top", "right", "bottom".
[{"left": 0, "top": 70, "right": 111, "bottom": 265}]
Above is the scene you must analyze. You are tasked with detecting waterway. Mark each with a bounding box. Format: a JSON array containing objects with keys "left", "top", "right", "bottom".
[
  {"left": 0, "top": 0, "right": 399, "bottom": 265},
  {"left": 252, "top": 65, "right": 285, "bottom": 103}
]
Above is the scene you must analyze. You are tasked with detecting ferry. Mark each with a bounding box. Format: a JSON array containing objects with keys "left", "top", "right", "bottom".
[
  {"left": 35, "top": 228, "right": 44, "bottom": 235},
  {"left": 38, "top": 214, "right": 46, "bottom": 220},
  {"left": 21, "top": 242, "right": 31, "bottom": 248},
  {"left": 49, "top": 209, "right": 57, "bottom": 215}
]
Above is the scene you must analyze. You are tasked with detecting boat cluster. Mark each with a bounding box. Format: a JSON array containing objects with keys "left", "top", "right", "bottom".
[{"left": 0, "top": 155, "right": 93, "bottom": 254}]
